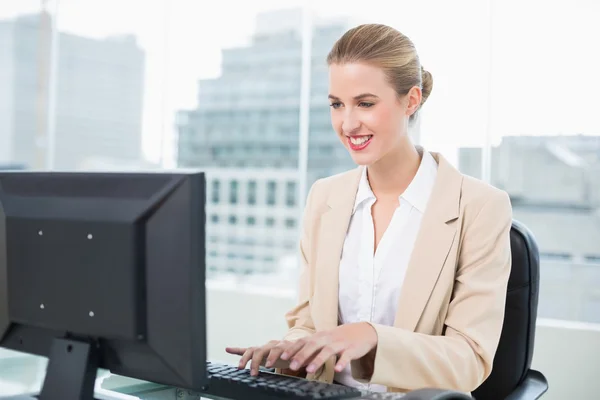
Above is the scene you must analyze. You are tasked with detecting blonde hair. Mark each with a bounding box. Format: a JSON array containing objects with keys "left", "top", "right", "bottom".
[{"left": 327, "top": 24, "right": 433, "bottom": 121}]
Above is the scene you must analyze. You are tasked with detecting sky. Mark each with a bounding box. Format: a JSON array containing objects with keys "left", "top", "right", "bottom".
[{"left": 1, "top": 0, "right": 599, "bottom": 167}]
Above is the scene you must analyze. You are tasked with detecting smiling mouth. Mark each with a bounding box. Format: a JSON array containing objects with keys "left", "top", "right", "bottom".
[{"left": 347, "top": 135, "right": 373, "bottom": 151}]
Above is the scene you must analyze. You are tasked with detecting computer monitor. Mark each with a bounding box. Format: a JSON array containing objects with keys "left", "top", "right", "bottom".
[{"left": 0, "top": 171, "right": 207, "bottom": 400}]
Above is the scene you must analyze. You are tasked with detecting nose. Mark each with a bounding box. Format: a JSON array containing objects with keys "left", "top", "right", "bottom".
[{"left": 341, "top": 110, "right": 361, "bottom": 134}]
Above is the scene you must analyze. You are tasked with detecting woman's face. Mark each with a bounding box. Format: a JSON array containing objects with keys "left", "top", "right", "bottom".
[{"left": 328, "top": 62, "right": 420, "bottom": 166}]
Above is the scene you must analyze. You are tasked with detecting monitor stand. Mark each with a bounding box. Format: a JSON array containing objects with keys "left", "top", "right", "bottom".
[{"left": 2, "top": 337, "right": 100, "bottom": 400}]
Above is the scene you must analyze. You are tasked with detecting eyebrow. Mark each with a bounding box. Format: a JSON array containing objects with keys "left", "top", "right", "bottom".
[{"left": 328, "top": 93, "right": 380, "bottom": 101}]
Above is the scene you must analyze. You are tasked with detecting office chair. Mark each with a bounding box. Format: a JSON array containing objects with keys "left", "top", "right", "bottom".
[{"left": 471, "top": 219, "right": 548, "bottom": 400}]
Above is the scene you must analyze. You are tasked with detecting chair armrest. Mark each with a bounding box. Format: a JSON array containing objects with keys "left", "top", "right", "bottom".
[
  {"left": 402, "top": 388, "right": 472, "bottom": 400},
  {"left": 505, "top": 369, "right": 549, "bottom": 400}
]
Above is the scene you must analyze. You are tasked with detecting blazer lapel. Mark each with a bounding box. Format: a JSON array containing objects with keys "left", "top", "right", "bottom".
[
  {"left": 394, "top": 152, "right": 463, "bottom": 332},
  {"left": 311, "top": 167, "right": 362, "bottom": 332}
]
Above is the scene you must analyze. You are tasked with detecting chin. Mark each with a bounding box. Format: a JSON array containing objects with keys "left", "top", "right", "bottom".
[{"left": 348, "top": 151, "right": 378, "bottom": 167}]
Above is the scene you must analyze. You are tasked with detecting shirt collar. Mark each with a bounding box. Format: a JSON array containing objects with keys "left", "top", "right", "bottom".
[
  {"left": 402, "top": 150, "right": 438, "bottom": 212},
  {"left": 352, "top": 150, "right": 438, "bottom": 214},
  {"left": 352, "top": 166, "right": 375, "bottom": 214}
]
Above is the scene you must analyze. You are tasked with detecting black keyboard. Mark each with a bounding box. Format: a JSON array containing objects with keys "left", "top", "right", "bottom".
[{"left": 205, "top": 361, "right": 363, "bottom": 399}]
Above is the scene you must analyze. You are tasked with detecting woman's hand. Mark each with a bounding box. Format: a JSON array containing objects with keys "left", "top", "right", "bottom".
[
  {"left": 226, "top": 340, "right": 296, "bottom": 376},
  {"left": 282, "top": 322, "right": 378, "bottom": 375},
  {"left": 226, "top": 322, "right": 378, "bottom": 377}
]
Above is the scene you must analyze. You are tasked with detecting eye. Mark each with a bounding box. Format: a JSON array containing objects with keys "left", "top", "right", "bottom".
[
  {"left": 359, "top": 102, "right": 374, "bottom": 108},
  {"left": 329, "top": 102, "right": 342, "bottom": 109}
]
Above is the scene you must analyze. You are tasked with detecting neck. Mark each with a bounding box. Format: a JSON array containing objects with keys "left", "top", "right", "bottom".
[{"left": 366, "top": 139, "right": 421, "bottom": 198}]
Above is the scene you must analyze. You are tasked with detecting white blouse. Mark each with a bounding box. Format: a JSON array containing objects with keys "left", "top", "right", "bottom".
[{"left": 335, "top": 151, "right": 438, "bottom": 392}]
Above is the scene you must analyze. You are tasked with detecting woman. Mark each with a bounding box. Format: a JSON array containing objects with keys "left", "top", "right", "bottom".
[{"left": 226, "top": 24, "right": 512, "bottom": 394}]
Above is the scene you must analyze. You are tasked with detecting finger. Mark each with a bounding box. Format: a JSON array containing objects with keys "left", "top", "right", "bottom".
[
  {"left": 306, "top": 342, "right": 345, "bottom": 374},
  {"left": 250, "top": 346, "right": 269, "bottom": 376},
  {"left": 280, "top": 338, "right": 305, "bottom": 361},
  {"left": 238, "top": 348, "right": 255, "bottom": 370},
  {"left": 225, "top": 347, "right": 247, "bottom": 356},
  {"left": 334, "top": 348, "right": 354, "bottom": 373},
  {"left": 290, "top": 337, "right": 326, "bottom": 371},
  {"left": 265, "top": 342, "right": 288, "bottom": 368}
]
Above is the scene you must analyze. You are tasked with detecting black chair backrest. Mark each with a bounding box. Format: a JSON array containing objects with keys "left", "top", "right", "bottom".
[{"left": 472, "top": 220, "right": 540, "bottom": 400}]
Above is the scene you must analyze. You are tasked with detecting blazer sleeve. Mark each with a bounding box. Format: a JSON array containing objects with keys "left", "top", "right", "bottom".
[
  {"left": 351, "top": 190, "right": 513, "bottom": 392},
  {"left": 282, "top": 180, "right": 321, "bottom": 342}
]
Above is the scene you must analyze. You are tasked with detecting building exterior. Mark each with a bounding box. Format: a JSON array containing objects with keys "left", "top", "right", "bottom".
[
  {"left": 0, "top": 12, "right": 145, "bottom": 170},
  {"left": 460, "top": 135, "right": 600, "bottom": 322},
  {"left": 204, "top": 168, "right": 300, "bottom": 278},
  {"left": 177, "top": 10, "right": 355, "bottom": 276},
  {"left": 177, "top": 10, "right": 355, "bottom": 183}
]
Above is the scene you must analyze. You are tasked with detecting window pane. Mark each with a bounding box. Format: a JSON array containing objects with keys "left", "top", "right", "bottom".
[
  {"left": 32, "top": 1, "right": 308, "bottom": 289},
  {"left": 0, "top": 1, "right": 56, "bottom": 171},
  {"left": 489, "top": 1, "right": 600, "bottom": 324},
  {"left": 171, "top": 4, "right": 306, "bottom": 286},
  {"left": 0, "top": 3, "right": 57, "bottom": 395}
]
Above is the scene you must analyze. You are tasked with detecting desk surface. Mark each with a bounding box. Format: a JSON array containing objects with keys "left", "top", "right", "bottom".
[
  {"left": 0, "top": 349, "right": 178, "bottom": 400},
  {"left": 0, "top": 349, "right": 271, "bottom": 400},
  {"left": 0, "top": 350, "right": 408, "bottom": 400}
]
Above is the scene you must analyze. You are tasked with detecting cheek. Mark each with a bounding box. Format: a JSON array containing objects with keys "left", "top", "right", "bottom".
[
  {"left": 330, "top": 112, "right": 344, "bottom": 134},
  {"left": 364, "top": 106, "right": 395, "bottom": 136}
]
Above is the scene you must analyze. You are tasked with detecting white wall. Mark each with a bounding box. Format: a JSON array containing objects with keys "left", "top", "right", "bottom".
[{"left": 531, "top": 319, "right": 600, "bottom": 399}]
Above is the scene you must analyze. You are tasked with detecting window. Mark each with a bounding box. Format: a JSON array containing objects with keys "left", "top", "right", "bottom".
[
  {"left": 285, "top": 181, "right": 296, "bottom": 207},
  {"left": 247, "top": 180, "right": 257, "bottom": 205},
  {"left": 211, "top": 181, "right": 220, "bottom": 203},
  {"left": 488, "top": 1, "right": 600, "bottom": 325},
  {"left": 229, "top": 180, "right": 238, "bottom": 204},
  {"left": 1, "top": 1, "right": 598, "bottom": 398},
  {"left": 266, "top": 181, "right": 277, "bottom": 206}
]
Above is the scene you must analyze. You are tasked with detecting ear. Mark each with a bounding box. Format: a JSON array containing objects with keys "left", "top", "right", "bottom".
[{"left": 405, "top": 86, "right": 422, "bottom": 117}]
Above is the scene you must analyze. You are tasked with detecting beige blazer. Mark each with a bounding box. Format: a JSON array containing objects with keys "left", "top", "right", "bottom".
[{"left": 281, "top": 150, "right": 512, "bottom": 394}]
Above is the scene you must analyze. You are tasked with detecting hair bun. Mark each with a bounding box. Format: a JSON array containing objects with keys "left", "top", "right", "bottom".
[{"left": 420, "top": 66, "right": 433, "bottom": 106}]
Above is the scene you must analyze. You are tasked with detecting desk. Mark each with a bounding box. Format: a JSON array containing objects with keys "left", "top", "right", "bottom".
[
  {"left": 0, "top": 349, "right": 191, "bottom": 400},
  {"left": 0, "top": 349, "right": 248, "bottom": 400},
  {"left": 0, "top": 350, "right": 414, "bottom": 400}
]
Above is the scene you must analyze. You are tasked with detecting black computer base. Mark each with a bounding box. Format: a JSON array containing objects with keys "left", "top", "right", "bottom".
[{"left": 3, "top": 337, "right": 100, "bottom": 400}]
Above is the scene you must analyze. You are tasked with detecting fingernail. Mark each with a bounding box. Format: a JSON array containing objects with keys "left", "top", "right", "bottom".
[
  {"left": 265, "top": 360, "right": 272, "bottom": 367},
  {"left": 306, "top": 364, "right": 315, "bottom": 373},
  {"left": 281, "top": 352, "right": 289, "bottom": 360},
  {"left": 290, "top": 361, "right": 299, "bottom": 370}
]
